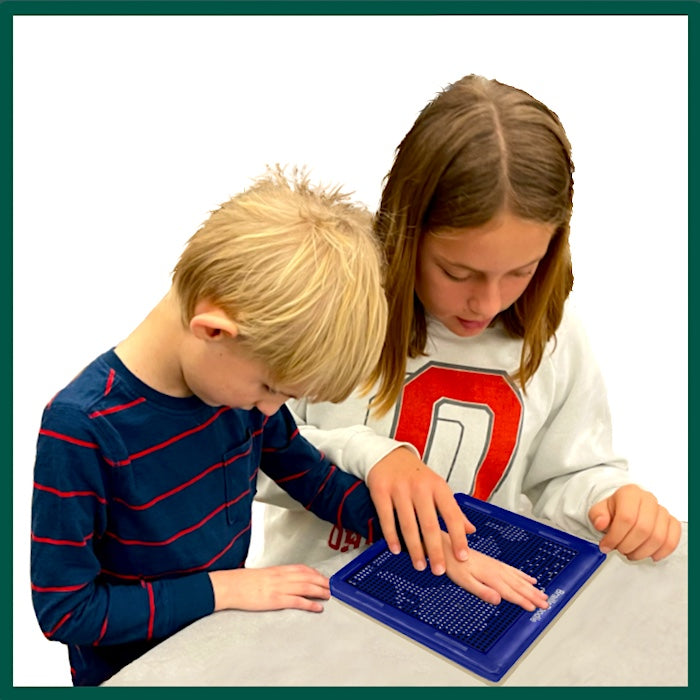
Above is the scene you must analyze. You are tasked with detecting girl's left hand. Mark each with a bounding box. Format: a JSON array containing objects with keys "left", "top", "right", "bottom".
[
  {"left": 442, "top": 532, "right": 549, "bottom": 611},
  {"left": 588, "top": 484, "right": 682, "bottom": 561}
]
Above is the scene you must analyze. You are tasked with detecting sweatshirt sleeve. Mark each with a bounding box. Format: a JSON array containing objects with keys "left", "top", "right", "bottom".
[
  {"left": 520, "top": 310, "right": 631, "bottom": 538},
  {"left": 31, "top": 405, "right": 215, "bottom": 648},
  {"left": 258, "top": 406, "right": 383, "bottom": 542},
  {"left": 287, "top": 398, "right": 420, "bottom": 480}
]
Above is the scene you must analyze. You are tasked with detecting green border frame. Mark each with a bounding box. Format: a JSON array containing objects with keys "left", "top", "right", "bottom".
[
  {"left": 3, "top": 0, "right": 695, "bottom": 697},
  {"left": 0, "top": 0, "right": 698, "bottom": 13}
]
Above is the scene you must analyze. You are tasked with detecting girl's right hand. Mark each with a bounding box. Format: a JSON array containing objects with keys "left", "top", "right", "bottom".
[
  {"left": 209, "top": 564, "right": 331, "bottom": 613},
  {"left": 367, "top": 447, "right": 475, "bottom": 576}
]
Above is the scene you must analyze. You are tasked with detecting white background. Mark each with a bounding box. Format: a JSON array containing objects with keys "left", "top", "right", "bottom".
[{"left": 13, "top": 14, "right": 688, "bottom": 686}]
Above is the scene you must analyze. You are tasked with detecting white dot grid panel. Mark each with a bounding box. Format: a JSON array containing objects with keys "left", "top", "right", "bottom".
[{"left": 345, "top": 505, "right": 580, "bottom": 653}]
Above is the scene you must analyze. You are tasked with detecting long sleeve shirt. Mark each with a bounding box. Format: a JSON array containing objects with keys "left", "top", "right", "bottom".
[{"left": 31, "top": 349, "right": 380, "bottom": 686}]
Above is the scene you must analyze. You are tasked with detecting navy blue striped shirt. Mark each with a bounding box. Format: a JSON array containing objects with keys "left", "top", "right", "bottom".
[{"left": 31, "top": 349, "right": 380, "bottom": 685}]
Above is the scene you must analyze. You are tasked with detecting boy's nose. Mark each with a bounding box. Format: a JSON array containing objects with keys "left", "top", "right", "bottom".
[{"left": 256, "top": 398, "right": 286, "bottom": 416}]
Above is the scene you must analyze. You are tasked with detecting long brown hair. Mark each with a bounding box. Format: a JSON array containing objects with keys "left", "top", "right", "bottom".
[{"left": 369, "top": 75, "right": 575, "bottom": 415}]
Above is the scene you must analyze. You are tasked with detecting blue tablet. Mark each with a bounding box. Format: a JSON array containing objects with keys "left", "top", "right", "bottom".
[{"left": 329, "top": 493, "right": 606, "bottom": 682}]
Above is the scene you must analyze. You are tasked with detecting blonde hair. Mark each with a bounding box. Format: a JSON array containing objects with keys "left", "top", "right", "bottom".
[
  {"left": 370, "top": 75, "right": 575, "bottom": 415},
  {"left": 173, "top": 166, "right": 387, "bottom": 403}
]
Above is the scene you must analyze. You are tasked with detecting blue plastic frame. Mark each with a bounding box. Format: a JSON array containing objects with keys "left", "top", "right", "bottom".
[{"left": 329, "top": 493, "right": 607, "bottom": 682}]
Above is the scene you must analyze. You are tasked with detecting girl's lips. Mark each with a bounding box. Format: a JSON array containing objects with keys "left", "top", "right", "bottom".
[{"left": 457, "top": 317, "right": 490, "bottom": 331}]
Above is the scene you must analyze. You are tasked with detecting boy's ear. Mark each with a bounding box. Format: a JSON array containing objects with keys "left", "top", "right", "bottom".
[{"left": 189, "top": 304, "right": 239, "bottom": 342}]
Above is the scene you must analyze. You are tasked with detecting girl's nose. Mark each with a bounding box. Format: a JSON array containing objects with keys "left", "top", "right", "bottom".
[{"left": 468, "top": 279, "right": 501, "bottom": 318}]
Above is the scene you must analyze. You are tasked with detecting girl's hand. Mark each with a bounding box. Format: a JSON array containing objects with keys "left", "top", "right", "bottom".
[
  {"left": 209, "top": 564, "right": 330, "bottom": 613},
  {"left": 367, "top": 447, "right": 475, "bottom": 576},
  {"left": 588, "top": 484, "right": 682, "bottom": 561},
  {"left": 442, "top": 532, "right": 549, "bottom": 611}
]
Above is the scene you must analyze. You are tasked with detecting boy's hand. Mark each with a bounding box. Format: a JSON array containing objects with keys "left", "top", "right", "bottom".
[
  {"left": 209, "top": 565, "right": 330, "bottom": 613},
  {"left": 367, "top": 447, "right": 475, "bottom": 576},
  {"left": 588, "top": 484, "right": 682, "bottom": 561},
  {"left": 442, "top": 532, "right": 549, "bottom": 611}
]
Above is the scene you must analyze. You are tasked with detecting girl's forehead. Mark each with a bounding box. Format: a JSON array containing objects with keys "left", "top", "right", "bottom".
[{"left": 425, "top": 215, "right": 555, "bottom": 271}]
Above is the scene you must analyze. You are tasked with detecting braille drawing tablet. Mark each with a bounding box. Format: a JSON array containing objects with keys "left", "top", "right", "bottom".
[{"left": 329, "top": 493, "right": 606, "bottom": 682}]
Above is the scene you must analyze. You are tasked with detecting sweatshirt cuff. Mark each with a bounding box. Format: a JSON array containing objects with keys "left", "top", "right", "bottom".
[{"left": 343, "top": 435, "right": 420, "bottom": 480}]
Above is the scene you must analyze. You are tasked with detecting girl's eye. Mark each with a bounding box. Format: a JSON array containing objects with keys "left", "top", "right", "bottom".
[
  {"left": 512, "top": 267, "right": 537, "bottom": 278},
  {"left": 441, "top": 267, "right": 470, "bottom": 282}
]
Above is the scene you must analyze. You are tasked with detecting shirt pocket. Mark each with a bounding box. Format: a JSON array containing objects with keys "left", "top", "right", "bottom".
[{"left": 222, "top": 434, "right": 257, "bottom": 527}]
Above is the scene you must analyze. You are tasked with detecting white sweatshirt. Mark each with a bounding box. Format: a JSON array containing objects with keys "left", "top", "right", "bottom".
[{"left": 250, "top": 304, "right": 630, "bottom": 568}]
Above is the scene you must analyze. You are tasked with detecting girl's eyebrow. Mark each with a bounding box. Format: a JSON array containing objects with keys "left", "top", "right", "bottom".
[{"left": 437, "top": 254, "right": 544, "bottom": 274}]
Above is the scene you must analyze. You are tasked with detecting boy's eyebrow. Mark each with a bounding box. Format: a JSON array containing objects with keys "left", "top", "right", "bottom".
[
  {"left": 272, "top": 386, "right": 299, "bottom": 400},
  {"left": 437, "top": 254, "right": 544, "bottom": 273}
]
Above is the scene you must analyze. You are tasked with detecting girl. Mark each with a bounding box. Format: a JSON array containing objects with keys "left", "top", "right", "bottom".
[{"left": 252, "top": 74, "right": 681, "bottom": 590}]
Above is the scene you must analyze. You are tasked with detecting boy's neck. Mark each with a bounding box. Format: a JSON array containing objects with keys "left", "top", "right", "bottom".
[{"left": 115, "top": 290, "right": 193, "bottom": 398}]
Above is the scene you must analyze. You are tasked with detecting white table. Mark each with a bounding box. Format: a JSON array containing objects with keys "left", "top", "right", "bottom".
[{"left": 105, "top": 523, "right": 688, "bottom": 686}]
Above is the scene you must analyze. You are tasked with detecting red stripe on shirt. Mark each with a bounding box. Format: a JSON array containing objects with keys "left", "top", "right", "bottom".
[
  {"left": 32, "top": 581, "right": 89, "bottom": 593},
  {"left": 39, "top": 429, "right": 99, "bottom": 450},
  {"left": 161, "top": 521, "right": 253, "bottom": 574},
  {"left": 103, "top": 406, "right": 233, "bottom": 468},
  {"left": 261, "top": 425, "right": 297, "bottom": 452},
  {"left": 275, "top": 468, "right": 312, "bottom": 484},
  {"left": 102, "top": 521, "right": 252, "bottom": 580},
  {"left": 304, "top": 466, "right": 336, "bottom": 510},
  {"left": 32, "top": 531, "right": 94, "bottom": 547},
  {"left": 335, "top": 480, "right": 363, "bottom": 527},
  {"left": 89, "top": 397, "right": 146, "bottom": 419},
  {"left": 128, "top": 406, "right": 231, "bottom": 461},
  {"left": 104, "top": 368, "right": 115, "bottom": 396},
  {"left": 113, "top": 446, "right": 252, "bottom": 511},
  {"left": 106, "top": 490, "right": 250, "bottom": 546},
  {"left": 34, "top": 481, "right": 107, "bottom": 504},
  {"left": 145, "top": 581, "right": 155, "bottom": 639},
  {"left": 44, "top": 611, "right": 72, "bottom": 638},
  {"left": 102, "top": 456, "right": 132, "bottom": 467},
  {"left": 94, "top": 614, "right": 109, "bottom": 646}
]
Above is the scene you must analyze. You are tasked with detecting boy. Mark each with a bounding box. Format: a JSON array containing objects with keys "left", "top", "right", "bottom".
[
  {"left": 30, "top": 168, "right": 389, "bottom": 685},
  {"left": 31, "top": 168, "right": 546, "bottom": 686}
]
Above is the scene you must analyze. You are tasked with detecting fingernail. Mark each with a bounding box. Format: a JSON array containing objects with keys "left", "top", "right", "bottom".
[
  {"left": 433, "top": 563, "right": 446, "bottom": 576},
  {"left": 415, "top": 560, "right": 426, "bottom": 571},
  {"left": 458, "top": 549, "right": 469, "bottom": 561},
  {"left": 600, "top": 545, "right": 611, "bottom": 554},
  {"left": 389, "top": 543, "right": 401, "bottom": 555}
]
